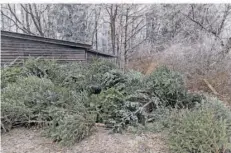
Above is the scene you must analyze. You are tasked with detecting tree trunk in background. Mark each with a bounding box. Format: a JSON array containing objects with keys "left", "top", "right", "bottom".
[
  {"left": 110, "top": 16, "right": 116, "bottom": 55},
  {"left": 106, "top": 4, "right": 118, "bottom": 55},
  {"left": 124, "top": 7, "right": 129, "bottom": 70},
  {"left": 1, "top": 9, "right": 4, "bottom": 30},
  {"left": 1, "top": 3, "right": 231, "bottom": 65}
]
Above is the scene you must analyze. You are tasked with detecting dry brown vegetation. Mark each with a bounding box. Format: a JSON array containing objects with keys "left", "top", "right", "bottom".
[{"left": 128, "top": 50, "right": 231, "bottom": 105}]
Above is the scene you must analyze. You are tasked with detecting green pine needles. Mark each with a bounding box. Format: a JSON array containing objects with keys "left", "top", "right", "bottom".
[{"left": 1, "top": 57, "right": 230, "bottom": 150}]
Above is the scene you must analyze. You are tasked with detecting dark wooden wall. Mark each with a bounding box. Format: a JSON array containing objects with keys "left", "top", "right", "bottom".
[
  {"left": 86, "top": 51, "right": 116, "bottom": 63},
  {"left": 1, "top": 36, "right": 86, "bottom": 65},
  {"left": 1, "top": 31, "right": 116, "bottom": 66}
]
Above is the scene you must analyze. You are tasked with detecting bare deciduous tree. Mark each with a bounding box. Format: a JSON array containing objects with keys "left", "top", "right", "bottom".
[
  {"left": 1, "top": 4, "right": 50, "bottom": 36},
  {"left": 1, "top": 4, "right": 231, "bottom": 69}
]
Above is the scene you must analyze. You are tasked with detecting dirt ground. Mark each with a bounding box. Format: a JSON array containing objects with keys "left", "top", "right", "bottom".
[{"left": 1, "top": 127, "right": 169, "bottom": 153}]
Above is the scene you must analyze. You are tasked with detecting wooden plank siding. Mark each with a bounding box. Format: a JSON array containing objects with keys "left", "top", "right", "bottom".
[
  {"left": 1, "top": 31, "right": 116, "bottom": 66},
  {"left": 1, "top": 36, "right": 86, "bottom": 65},
  {"left": 86, "top": 50, "right": 117, "bottom": 63}
]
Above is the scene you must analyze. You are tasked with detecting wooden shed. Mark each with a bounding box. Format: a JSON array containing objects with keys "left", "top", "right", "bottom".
[{"left": 1, "top": 30, "right": 116, "bottom": 65}]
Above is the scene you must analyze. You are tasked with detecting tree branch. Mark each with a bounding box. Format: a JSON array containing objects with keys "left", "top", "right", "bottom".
[
  {"left": 182, "top": 12, "right": 223, "bottom": 44},
  {"left": 28, "top": 4, "right": 44, "bottom": 36},
  {"left": 125, "top": 23, "right": 146, "bottom": 42},
  {"left": 1, "top": 10, "right": 35, "bottom": 35}
]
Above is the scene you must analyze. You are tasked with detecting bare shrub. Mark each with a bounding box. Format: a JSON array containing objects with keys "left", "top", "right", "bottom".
[{"left": 133, "top": 37, "right": 231, "bottom": 104}]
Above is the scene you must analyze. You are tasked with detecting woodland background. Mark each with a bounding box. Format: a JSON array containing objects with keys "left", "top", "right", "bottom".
[
  {"left": 1, "top": 4, "right": 231, "bottom": 152},
  {"left": 1, "top": 4, "right": 231, "bottom": 101}
]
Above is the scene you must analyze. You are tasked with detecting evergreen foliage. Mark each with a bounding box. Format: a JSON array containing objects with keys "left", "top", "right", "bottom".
[
  {"left": 196, "top": 96, "right": 231, "bottom": 122},
  {"left": 145, "top": 66, "right": 202, "bottom": 108},
  {"left": 22, "top": 57, "right": 59, "bottom": 79},
  {"left": 168, "top": 108, "right": 231, "bottom": 153},
  {"left": 2, "top": 57, "right": 230, "bottom": 150},
  {"left": 1, "top": 76, "right": 94, "bottom": 145},
  {"left": 101, "top": 69, "right": 127, "bottom": 91},
  {"left": 1, "top": 66, "right": 22, "bottom": 89}
]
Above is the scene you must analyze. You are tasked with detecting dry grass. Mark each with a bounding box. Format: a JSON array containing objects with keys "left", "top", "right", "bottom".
[
  {"left": 128, "top": 42, "right": 231, "bottom": 105},
  {"left": 128, "top": 54, "right": 161, "bottom": 74}
]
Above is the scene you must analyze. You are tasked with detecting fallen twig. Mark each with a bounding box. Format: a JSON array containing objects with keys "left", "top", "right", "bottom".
[
  {"left": 203, "top": 79, "right": 219, "bottom": 95},
  {"left": 95, "top": 123, "right": 106, "bottom": 127}
]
